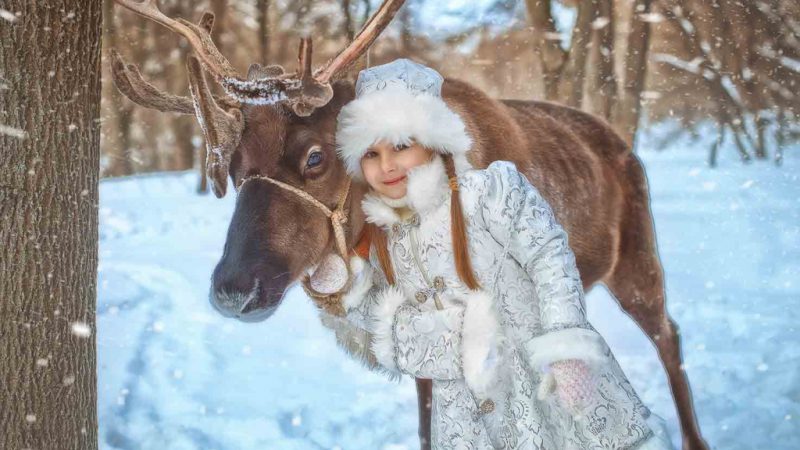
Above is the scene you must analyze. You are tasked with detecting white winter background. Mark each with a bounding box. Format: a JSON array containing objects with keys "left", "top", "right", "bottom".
[{"left": 96, "top": 122, "right": 800, "bottom": 450}]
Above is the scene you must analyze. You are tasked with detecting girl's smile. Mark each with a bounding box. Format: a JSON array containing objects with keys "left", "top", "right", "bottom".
[
  {"left": 360, "top": 139, "right": 434, "bottom": 199},
  {"left": 383, "top": 175, "right": 407, "bottom": 185}
]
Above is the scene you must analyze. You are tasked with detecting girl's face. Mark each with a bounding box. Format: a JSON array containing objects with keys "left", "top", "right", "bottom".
[{"left": 360, "top": 139, "right": 434, "bottom": 199}]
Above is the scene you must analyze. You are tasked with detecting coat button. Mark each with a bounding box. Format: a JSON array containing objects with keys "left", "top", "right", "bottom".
[
  {"left": 479, "top": 399, "right": 495, "bottom": 414},
  {"left": 409, "top": 214, "right": 420, "bottom": 227},
  {"left": 391, "top": 223, "right": 401, "bottom": 234},
  {"left": 415, "top": 291, "right": 427, "bottom": 303},
  {"left": 433, "top": 276, "right": 445, "bottom": 290}
]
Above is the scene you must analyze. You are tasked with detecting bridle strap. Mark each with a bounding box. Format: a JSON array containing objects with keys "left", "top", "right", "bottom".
[{"left": 239, "top": 175, "right": 353, "bottom": 259}]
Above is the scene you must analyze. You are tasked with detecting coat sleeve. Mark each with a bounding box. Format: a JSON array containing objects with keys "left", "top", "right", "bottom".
[{"left": 476, "top": 161, "right": 607, "bottom": 370}]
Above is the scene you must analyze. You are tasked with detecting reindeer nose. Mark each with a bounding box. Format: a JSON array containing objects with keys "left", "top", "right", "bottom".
[{"left": 210, "top": 265, "right": 259, "bottom": 316}]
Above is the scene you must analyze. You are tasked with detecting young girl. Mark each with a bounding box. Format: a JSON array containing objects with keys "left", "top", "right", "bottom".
[{"left": 320, "top": 58, "right": 674, "bottom": 450}]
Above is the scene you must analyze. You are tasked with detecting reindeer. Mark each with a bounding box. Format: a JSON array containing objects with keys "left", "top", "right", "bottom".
[{"left": 110, "top": 1, "right": 709, "bottom": 449}]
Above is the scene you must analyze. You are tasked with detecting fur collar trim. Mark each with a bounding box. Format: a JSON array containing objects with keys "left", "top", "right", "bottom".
[{"left": 361, "top": 154, "right": 451, "bottom": 229}]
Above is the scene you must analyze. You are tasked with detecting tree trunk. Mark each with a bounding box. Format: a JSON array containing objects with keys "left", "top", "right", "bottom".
[
  {"left": 257, "top": 0, "right": 272, "bottom": 64},
  {"left": 210, "top": 0, "right": 228, "bottom": 53},
  {"left": 360, "top": 0, "right": 373, "bottom": 26},
  {"left": 172, "top": 113, "right": 196, "bottom": 171},
  {"left": 102, "top": 0, "right": 134, "bottom": 176},
  {"left": 525, "top": 0, "right": 567, "bottom": 101},
  {"left": 168, "top": 1, "right": 196, "bottom": 172},
  {"left": 341, "top": 0, "right": 355, "bottom": 41},
  {"left": 775, "top": 107, "right": 786, "bottom": 166},
  {"left": 592, "top": 0, "right": 617, "bottom": 120},
  {"left": 0, "top": 1, "right": 101, "bottom": 449},
  {"left": 614, "top": 0, "right": 652, "bottom": 149},
  {"left": 399, "top": 1, "right": 413, "bottom": 54},
  {"left": 562, "top": 0, "right": 597, "bottom": 108}
]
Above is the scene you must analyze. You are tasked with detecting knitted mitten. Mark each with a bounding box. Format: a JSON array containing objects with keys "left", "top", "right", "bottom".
[{"left": 538, "top": 359, "right": 598, "bottom": 416}]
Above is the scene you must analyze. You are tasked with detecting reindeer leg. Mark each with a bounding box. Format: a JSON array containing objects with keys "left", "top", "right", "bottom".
[
  {"left": 415, "top": 378, "right": 432, "bottom": 450},
  {"left": 607, "top": 274, "right": 708, "bottom": 450},
  {"left": 603, "top": 159, "right": 709, "bottom": 450}
]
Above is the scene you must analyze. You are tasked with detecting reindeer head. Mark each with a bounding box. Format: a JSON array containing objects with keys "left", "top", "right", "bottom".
[{"left": 111, "top": 0, "right": 405, "bottom": 321}]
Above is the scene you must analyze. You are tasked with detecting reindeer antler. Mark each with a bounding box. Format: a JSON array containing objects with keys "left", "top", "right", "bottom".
[
  {"left": 114, "top": 0, "right": 406, "bottom": 116},
  {"left": 109, "top": 0, "right": 405, "bottom": 198},
  {"left": 186, "top": 55, "right": 244, "bottom": 198},
  {"left": 110, "top": 50, "right": 195, "bottom": 114},
  {"left": 114, "top": 0, "right": 238, "bottom": 78},
  {"left": 313, "top": 0, "right": 406, "bottom": 84},
  {"left": 110, "top": 49, "right": 240, "bottom": 114},
  {"left": 110, "top": 11, "right": 243, "bottom": 198}
]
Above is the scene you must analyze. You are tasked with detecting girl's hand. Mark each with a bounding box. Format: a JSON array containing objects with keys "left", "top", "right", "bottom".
[{"left": 538, "top": 359, "right": 598, "bottom": 417}]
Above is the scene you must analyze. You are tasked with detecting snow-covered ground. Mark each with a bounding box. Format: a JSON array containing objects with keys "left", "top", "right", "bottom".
[{"left": 97, "top": 127, "right": 799, "bottom": 450}]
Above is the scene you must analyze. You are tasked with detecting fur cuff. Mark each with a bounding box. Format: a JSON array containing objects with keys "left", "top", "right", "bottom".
[
  {"left": 342, "top": 256, "right": 374, "bottom": 311},
  {"left": 460, "top": 290, "right": 503, "bottom": 399},
  {"left": 369, "top": 285, "right": 408, "bottom": 372},
  {"left": 525, "top": 327, "right": 608, "bottom": 370},
  {"left": 318, "top": 310, "right": 402, "bottom": 382}
]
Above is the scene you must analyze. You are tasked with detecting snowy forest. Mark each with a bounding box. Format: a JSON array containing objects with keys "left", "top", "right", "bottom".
[
  {"left": 1, "top": 0, "right": 798, "bottom": 449},
  {"left": 100, "top": 0, "right": 798, "bottom": 180}
]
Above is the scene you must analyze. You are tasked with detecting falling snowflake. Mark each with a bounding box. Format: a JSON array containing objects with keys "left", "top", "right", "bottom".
[
  {"left": 0, "top": 124, "right": 27, "bottom": 139},
  {"left": 0, "top": 9, "right": 17, "bottom": 23},
  {"left": 71, "top": 321, "right": 91, "bottom": 338},
  {"left": 638, "top": 12, "right": 664, "bottom": 23}
]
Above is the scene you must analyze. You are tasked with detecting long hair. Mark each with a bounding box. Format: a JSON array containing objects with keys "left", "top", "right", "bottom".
[{"left": 369, "top": 153, "right": 481, "bottom": 290}]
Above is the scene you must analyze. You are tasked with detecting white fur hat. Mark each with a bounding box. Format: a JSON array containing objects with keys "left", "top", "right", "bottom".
[{"left": 335, "top": 58, "right": 472, "bottom": 181}]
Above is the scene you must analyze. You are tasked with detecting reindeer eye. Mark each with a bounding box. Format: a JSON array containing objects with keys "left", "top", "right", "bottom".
[{"left": 306, "top": 149, "right": 324, "bottom": 168}]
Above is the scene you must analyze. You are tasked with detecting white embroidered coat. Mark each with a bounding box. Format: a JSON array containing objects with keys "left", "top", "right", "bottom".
[{"left": 320, "top": 156, "right": 674, "bottom": 450}]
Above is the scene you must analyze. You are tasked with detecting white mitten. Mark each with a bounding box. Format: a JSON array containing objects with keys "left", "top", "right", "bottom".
[{"left": 341, "top": 255, "right": 375, "bottom": 311}]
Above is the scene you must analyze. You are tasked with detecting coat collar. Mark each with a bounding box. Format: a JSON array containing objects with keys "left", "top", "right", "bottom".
[{"left": 361, "top": 153, "right": 450, "bottom": 229}]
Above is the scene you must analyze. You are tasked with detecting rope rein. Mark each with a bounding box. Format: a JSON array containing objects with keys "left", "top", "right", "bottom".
[{"left": 239, "top": 175, "right": 353, "bottom": 259}]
